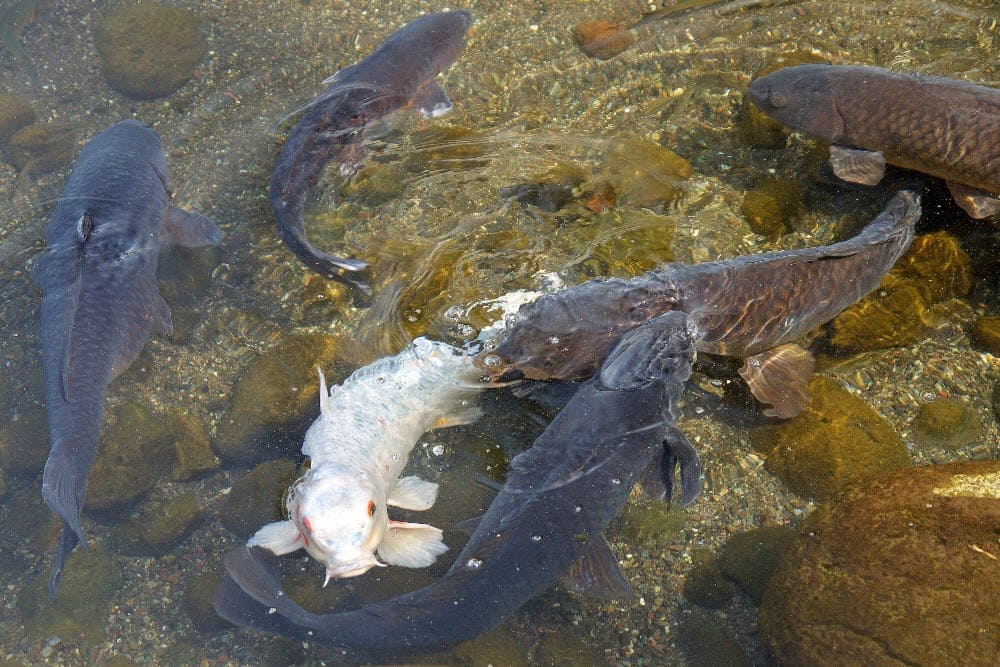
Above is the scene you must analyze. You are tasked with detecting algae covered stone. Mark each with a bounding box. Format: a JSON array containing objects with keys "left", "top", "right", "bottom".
[
  {"left": 182, "top": 567, "right": 233, "bottom": 633},
  {"left": 760, "top": 461, "right": 1000, "bottom": 666},
  {"left": 0, "top": 94, "right": 36, "bottom": 144},
  {"left": 717, "top": 526, "right": 794, "bottom": 604},
  {"left": 219, "top": 459, "right": 298, "bottom": 539},
  {"left": 683, "top": 558, "right": 736, "bottom": 609},
  {"left": 85, "top": 401, "right": 177, "bottom": 510},
  {"left": 109, "top": 491, "right": 204, "bottom": 555},
  {"left": 95, "top": 2, "right": 207, "bottom": 99},
  {"left": 214, "top": 334, "right": 341, "bottom": 462},
  {"left": 5, "top": 121, "right": 76, "bottom": 174},
  {"left": 970, "top": 315, "right": 1000, "bottom": 355},
  {"left": 752, "top": 376, "right": 910, "bottom": 499},
  {"left": 910, "top": 397, "right": 983, "bottom": 450},
  {"left": 740, "top": 178, "right": 805, "bottom": 240},
  {"left": 0, "top": 406, "right": 48, "bottom": 477},
  {"left": 18, "top": 545, "right": 124, "bottom": 642}
]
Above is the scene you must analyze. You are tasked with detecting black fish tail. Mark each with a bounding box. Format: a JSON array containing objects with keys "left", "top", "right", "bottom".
[
  {"left": 47, "top": 524, "right": 81, "bottom": 599},
  {"left": 41, "top": 445, "right": 89, "bottom": 547},
  {"left": 212, "top": 571, "right": 313, "bottom": 640},
  {"left": 222, "top": 547, "right": 319, "bottom": 628}
]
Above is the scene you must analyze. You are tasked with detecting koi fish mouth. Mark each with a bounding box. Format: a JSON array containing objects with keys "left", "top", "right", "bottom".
[{"left": 324, "top": 556, "right": 386, "bottom": 585}]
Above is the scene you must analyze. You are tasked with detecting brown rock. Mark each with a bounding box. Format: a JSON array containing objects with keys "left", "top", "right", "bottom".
[
  {"left": 971, "top": 315, "right": 1000, "bottom": 355},
  {"left": 572, "top": 20, "right": 634, "bottom": 59},
  {"left": 753, "top": 376, "right": 910, "bottom": 499},
  {"left": 760, "top": 461, "right": 1000, "bottom": 666},
  {"left": 95, "top": 2, "right": 207, "bottom": 99}
]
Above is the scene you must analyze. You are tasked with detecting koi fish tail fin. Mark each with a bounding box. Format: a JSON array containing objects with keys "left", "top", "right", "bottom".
[
  {"left": 47, "top": 523, "right": 81, "bottom": 600},
  {"left": 217, "top": 546, "right": 319, "bottom": 630},
  {"left": 41, "top": 445, "right": 89, "bottom": 547}
]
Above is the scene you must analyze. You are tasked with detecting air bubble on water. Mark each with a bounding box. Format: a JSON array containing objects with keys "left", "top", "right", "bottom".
[
  {"left": 466, "top": 558, "right": 483, "bottom": 569},
  {"left": 531, "top": 535, "right": 542, "bottom": 542},
  {"left": 574, "top": 506, "right": 582, "bottom": 513},
  {"left": 431, "top": 444, "right": 445, "bottom": 456},
  {"left": 267, "top": 607, "right": 277, "bottom": 615},
  {"left": 611, "top": 478, "right": 622, "bottom": 485}
]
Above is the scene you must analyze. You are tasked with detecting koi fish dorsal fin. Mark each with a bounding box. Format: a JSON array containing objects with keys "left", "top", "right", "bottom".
[
  {"left": 247, "top": 520, "right": 303, "bottom": 556},
  {"left": 563, "top": 533, "right": 633, "bottom": 601},
  {"left": 388, "top": 476, "right": 438, "bottom": 511},
  {"left": 738, "top": 343, "right": 815, "bottom": 419},
  {"left": 378, "top": 521, "right": 448, "bottom": 568}
]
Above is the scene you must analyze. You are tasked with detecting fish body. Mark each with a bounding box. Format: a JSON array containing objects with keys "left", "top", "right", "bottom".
[
  {"left": 248, "top": 338, "right": 484, "bottom": 583},
  {"left": 477, "top": 191, "right": 920, "bottom": 417},
  {"left": 269, "top": 11, "right": 472, "bottom": 291},
  {"left": 748, "top": 64, "right": 1000, "bottom": 218},
  {"left": 215, "top": 311, "right": 699, "bottom": 660},
  {"left": 35, "top": 119, "right": 221, "bottom": 597}
]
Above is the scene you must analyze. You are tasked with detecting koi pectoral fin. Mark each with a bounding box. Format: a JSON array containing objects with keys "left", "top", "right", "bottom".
[
  {"left": 388, "top": 476, "right": 439, "bottom": 511},
  {"left": 738, "top": 343, "right": 815, "bottom": 419},
  {"left": 413, "top": 81, "right": 453, "bottom": 118},
  {"left": 563, "top": 533, "right": 633, "bottom": 601},
  {"left": 247, "top": 520, "right": 304, "bottom": 555},
  {"left": 946, "top": 181, "right": 1000, "bottom": 219},
  {"left": 378, "top": 521, "right": 448, "bottom": 568},
  {"left": 828, "top": 146, "right": 886, "bottom": 186},
  {"left": 641, "top": 425, "right": 703, "bottom": 507},
  {"left": 161, "top": 206, "right": 222, "bottom": 247}
]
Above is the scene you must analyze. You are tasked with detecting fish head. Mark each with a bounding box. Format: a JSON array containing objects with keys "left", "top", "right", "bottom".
[
  {"left": 286, "top": 470, "right": 388, "bottom": 582},
  {"left": 748, "top": 64, "right": 845, "bottom": 143}
]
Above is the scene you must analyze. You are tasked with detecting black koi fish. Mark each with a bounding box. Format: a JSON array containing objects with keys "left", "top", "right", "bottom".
[
  {"left": 34, "top": 119, "right": 221, "bottom": 597},
  {"left": 477, "top": 191, "right": 920, "bottom": 418},
  {"left": 269, "top": 11, "right": 472, "bottom": 292},
  {"left": 213, "top": 311, "right": 700, "bottom": 660}
]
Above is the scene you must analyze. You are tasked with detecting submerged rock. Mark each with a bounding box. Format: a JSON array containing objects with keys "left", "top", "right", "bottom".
[
  {"left": 218, "top": 459, "right": 298, "bottom": 539},
  {"left": 95, "top": 2, "right": 207, "bottom": 99},
  {"left": 18, "top": 545, "right": 124, "bottom": 642},
  {"left": 213, "top": 334, "right": 341, "bottom": 462},
  {"left": 740, "top": 178, "right": 805, "bottom": 240},
  {"left": 617, "top": 499, "right": 686, "bottom": 544},
  {"left": 752, "top": 376, "right": 910, "bottom": 499},
  {"left": 109, "top": 491, "right": 204, "bottom": 555},
  {"left": 572, "top": 20, "right": 634, "bottom": 59},
  {"left": 717, "top": 526, "right": 794, "bottom": 604},
  {"left": 910, "top": 397, "right": 984, "bottom": 451},
  {"left": 85, "top": 401, "right": 177, "bottom": 510},
  {"left": 829, "top": 230, "right": 972, "bottom": 353},
  {"left": 683, "top": 557, "right": 736, "bottom": 609},
  {"left": 760, "top": 461, "right": 1000, "bottom": 666},
  {"left": 5, "top": 121, "right": 76, "bottom": 174},
  {"left": 0, "top": 94, "right": 36, "bottom": 144},
  {"left": 182, "top": 567, "right": 233, "bottom": 633},
  {"left": 601, "top": 137, "right": 691, "bottom": 209},
  {"left": 971, "top": 315, "right": 1000, "bottom": 355},
  {"left": 165, "top": 409, "right": 218, "bottom": 480}
]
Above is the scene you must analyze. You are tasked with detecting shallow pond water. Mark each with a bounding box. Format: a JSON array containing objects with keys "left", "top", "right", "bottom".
[{"left": 0, "top": 1, "right": 997, "bottom": 665}]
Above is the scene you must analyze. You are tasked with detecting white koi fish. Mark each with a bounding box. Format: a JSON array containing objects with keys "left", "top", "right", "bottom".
[{"left": 248, "top": 337, "right": 488, "bottom": 584}]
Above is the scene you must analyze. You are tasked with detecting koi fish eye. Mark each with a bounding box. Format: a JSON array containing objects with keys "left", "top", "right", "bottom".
[
  {"left": 366, "top": 500, "right": 376, "bottom": 517},
  {"left": 768, "top": 89, "right": 787, "bottom": 109}
]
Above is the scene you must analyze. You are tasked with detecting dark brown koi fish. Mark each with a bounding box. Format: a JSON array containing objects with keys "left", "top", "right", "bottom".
[
  {"left": 269, "top": 11, "right": 472, "bottom": 292},
  {"left": 476, "top": 191, "right": 921, "bottom": 419},
  {"left": 748, "top": 64, "right": 1000, "bottom": 218},
  {"left": 214, "top": 310, "right": 700, "bottom": 661},
  {"left": 35, "top": 120, "right": 221, "bottom": 597}
]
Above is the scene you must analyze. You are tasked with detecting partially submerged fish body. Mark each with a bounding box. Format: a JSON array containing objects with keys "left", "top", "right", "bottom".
[
  {"left": 248, "top": 337, "right": 485, "bottom": 584},
  {"left": 35, "top": 119, "right": 221, "bottom": 597},
  {"left": 215, "top": 311, "right": 700, "bottom": 660},
  {"left": 748, "top": 64, "right": 1000, "bottom": 218},
  {"left": 478, "top": 191, "right": 920, "bottom": 418},
  {"left": 269, "top": 11, "right": 473, "bottom": 291}
]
